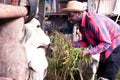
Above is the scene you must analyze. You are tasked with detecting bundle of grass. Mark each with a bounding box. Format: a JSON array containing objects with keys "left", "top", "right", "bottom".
[
  {"left": 45, "top": 30, "right": 92, "bottom": 80},
  {"left": 116, "top": 69, "right": 120, "bottom": 80}
]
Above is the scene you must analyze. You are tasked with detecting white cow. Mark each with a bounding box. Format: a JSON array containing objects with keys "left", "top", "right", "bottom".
[{"left": 22, "top": 18, "right": 50, "bottom": 80}]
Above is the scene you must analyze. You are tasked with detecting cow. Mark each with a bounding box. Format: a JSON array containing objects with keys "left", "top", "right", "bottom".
[
  {"left": 0, "top": 18, "right": 28, "bottom": 80},
  {"left": 22, "top": 18, "right": 50, "bottom": 80}
]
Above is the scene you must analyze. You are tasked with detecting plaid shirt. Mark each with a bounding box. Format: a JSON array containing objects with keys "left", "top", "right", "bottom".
[{"left": 72, "top": 12, "right": 120, "bottom": 60}]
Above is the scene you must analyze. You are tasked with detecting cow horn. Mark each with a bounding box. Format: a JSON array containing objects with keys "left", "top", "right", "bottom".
[{"left": 24, "top": 0, "right": 37, "bottom": 23}]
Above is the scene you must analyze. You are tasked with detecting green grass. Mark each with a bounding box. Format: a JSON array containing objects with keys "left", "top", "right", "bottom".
[
  {"left": 45, "top": 30, "right": 120, "bottom": 80},
  {"left": 45, "top": 31, "right": 91, "bottom": 80}
]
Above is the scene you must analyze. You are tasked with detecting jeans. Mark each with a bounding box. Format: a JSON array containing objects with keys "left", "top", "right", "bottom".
[{"left": 97, "top": 45, "right": 120, "bottom": 80}]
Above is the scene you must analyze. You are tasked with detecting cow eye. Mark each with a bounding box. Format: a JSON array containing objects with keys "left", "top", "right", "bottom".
[{"left": 37, "top": 25, "right": 40, "bottom": 28}]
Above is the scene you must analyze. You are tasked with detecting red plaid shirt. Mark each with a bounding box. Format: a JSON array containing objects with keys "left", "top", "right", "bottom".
[{"left": 72, "top": 12, "right": 120, "bottom": 60}]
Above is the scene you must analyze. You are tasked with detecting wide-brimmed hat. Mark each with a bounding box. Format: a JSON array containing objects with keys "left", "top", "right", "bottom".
[{"left": 61, "top": 0, "right": 86, "bottom": 12}]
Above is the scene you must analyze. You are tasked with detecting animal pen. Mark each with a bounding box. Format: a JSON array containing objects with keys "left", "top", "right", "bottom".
[{"left": 0, "top": 0, "right": 120, "bottom": 80}]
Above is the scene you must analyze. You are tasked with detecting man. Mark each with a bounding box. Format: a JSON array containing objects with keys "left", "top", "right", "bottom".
[{"left": 61, "top": 0, "right": 120, "bottom": 80}]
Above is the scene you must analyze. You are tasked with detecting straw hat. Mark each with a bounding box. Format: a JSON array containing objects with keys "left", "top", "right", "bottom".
[{"left": 61, "top": 0, "right": 86, "bottom": 12}]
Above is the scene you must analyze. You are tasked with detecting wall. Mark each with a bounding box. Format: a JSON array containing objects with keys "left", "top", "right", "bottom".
[{"left": 88, "top": 0, "right": 116, "bottom": 15}]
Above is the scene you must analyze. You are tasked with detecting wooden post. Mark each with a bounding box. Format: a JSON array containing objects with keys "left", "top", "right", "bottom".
[
  {"left": 88, "top": 0, "right": 96, "bottom": 13},
  {"left": 11, "top": 0, "right": 19, "bottom": 5},
  {"left": 0, "top": 4, "right": 28, "bottom": 18},
  {"left": 39, "top": 0, "right": 45, "bottom": 29},
  {"left": 0, "top": 0, "right": 11, "bottom": 4}
]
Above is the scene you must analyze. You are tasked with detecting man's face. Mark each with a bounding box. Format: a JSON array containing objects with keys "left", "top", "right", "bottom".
[{"left": 67, "top": 11, "right": 83, "bottom": 24}]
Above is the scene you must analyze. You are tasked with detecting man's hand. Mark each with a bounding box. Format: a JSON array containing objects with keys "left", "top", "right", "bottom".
[{"left": 83, "top": 50, "right": 90, "bottom": 56}]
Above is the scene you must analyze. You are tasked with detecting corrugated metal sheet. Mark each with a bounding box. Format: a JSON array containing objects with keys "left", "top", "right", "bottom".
[
  {"left": 88, "top": 0, "right": 116, "bottom": 15},
  {"left": 97, "top": 0, "right": 116, "bottom": 15}
]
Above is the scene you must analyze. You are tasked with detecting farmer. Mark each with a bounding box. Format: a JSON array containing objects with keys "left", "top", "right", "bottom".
[{"left": 61, "top": 0, "right": 120, "bottom": 80}]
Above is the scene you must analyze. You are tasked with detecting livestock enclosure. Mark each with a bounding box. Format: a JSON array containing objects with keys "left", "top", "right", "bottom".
[{"left": 1, "top": 0, "right": 120, "bottom": 80}]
